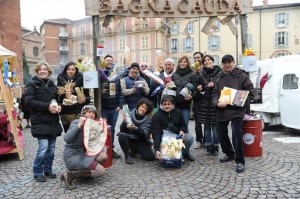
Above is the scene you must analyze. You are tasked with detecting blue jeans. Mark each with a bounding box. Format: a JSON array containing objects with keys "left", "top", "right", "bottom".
[
  {"left": 33, "top": 138, "right": 56, "bottom": 177},
  {"left": 204, "top": 123, "right": 219, "bottom": 146},
  {"left": 181, "top": 109, "right": 190, "bottom": 132},
  {"left": 102, "top": 108, "right": 119, "bottom": 148}
]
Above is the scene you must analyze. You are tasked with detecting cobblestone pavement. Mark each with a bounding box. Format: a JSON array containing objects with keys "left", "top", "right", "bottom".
[{"left": 1, "top": 116, "right": 300, "bottom": 199}]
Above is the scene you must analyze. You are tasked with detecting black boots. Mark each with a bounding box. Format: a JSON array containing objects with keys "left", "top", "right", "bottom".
[{"left": 206, "top": 145, "right": 219, "bottom": 156}]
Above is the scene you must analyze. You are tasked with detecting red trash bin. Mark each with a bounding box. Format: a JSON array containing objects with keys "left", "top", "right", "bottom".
[
  {"left": 102, "top": 127, "right": 112, "bottom": 168},
  {"left": 242, "top": 119, "right": 263, "bottom": 157}
]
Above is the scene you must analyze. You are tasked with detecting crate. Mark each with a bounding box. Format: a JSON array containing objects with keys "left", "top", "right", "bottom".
[{"left": 161, "top": 158, "right": 182, "bottom": 168}]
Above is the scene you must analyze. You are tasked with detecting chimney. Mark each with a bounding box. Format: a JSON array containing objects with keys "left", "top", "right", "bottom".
[{"left": 263, "top": 0, "right": 268, "bottom": 7}]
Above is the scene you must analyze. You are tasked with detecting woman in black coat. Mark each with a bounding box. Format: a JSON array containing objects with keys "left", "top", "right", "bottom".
[
  {"left": 194, "top": 55, "right": 221, "bottom": 155},
  {"left": 57, "top": 62, "right": 90, "bottom": 132},
  {"left": 118, "top": 98, "right": 155, "bottom": 164},
  {"left": 24, "top": 62, "right": 63, "bottom": 182}
]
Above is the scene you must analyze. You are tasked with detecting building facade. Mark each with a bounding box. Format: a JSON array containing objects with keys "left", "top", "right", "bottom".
[
  {"left": 0, "top": 0, "right": 23, "bottom": 84},
  {"left": 39, "top": 2, "right": 300, "bottom": 74}
]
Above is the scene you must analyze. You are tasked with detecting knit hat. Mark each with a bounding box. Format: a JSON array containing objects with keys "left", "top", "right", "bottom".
[
  {"left": 129, "top": 62, "right": 140, "bottom": 70},
  {"left": 81, "top": 105, "right": 98, "bottom": 117}
]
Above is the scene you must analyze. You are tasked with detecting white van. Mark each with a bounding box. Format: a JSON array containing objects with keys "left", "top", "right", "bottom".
[{"left": 250, "top": 55, "right": 300, "bottom": 130}]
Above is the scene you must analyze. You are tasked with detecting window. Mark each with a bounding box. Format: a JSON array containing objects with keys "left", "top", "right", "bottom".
[
  {"left": 275, "top": 13, "right": 289, "bottom": 28},
  {"left": 282, "top": 74, "right": 298, "bottom": 90},
  {"left": 208, "top": 35, "right": 220, "bottom": 51},
  {"left": 172, "top": 57, "right": 178, "bottom": 66},
  {"left": 33, "top": 47, "right": 39, "bottom": 57},
  {"left": 60, "top": 27, "right": 66, "bottom": 34},
  {"left": 80, "top": 25, "right": 86, "bottom": 37},
  {"left": 169, "top": 39, "right": 179, "bottom": 53},
  {"left": 275, "top": 32, "right": 289, "bottom": 47},
  {"left": 142, "top": 37, "right": 149, "bottom": 49},
  {"left": 187, "top": 23, "right": 194, "bottom": 33},
  {"left": 142, "top": 54, "right": 149, "bottom": 63},
  {"left": 170, "top": 22, "right": 179, "bottom": 35},
  {"left": 183, "top": 38, "right": 194, "bottom": 52},
  {"left": 119, "top": 38, "right": 125, "bottom": 51},
  {"left": 60, "top": 54, "right": 67, "bottom": 65},
  {"left": 212, "top": 55, "right": 220, "bottom": 65},
  {"left": 80, "top": 43, "right": 86, "bottom": 55}
]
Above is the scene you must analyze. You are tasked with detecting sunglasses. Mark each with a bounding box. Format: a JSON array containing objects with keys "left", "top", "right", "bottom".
[{"left": 141, "top": 65, "right": 148, "bottom": 68}]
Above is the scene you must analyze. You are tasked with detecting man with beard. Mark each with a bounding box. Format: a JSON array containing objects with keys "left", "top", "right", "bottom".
[{"left": 120, "top": 62, "right": 150, "bottom": 110}]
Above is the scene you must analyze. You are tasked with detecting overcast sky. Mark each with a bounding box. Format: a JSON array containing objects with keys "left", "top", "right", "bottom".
[{"left": 20, "top": 0, "right": 300, "bottom": 31}]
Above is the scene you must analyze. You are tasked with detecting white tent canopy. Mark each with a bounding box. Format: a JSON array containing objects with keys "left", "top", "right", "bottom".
[{"left": 0, "top": 45, "right": 16, "bottom": 56}]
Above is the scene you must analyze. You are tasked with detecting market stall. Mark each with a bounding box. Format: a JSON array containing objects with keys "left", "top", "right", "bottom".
[{"left": 0, "top": 44, "right": 24, "bottom": 160}]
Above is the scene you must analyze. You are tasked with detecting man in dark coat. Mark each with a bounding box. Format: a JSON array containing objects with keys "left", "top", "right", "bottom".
[
  {"left": 151, "top": 95, "right": 195, "bottom": 161},
  {"left": 212, "top": 54, "right": 255, "bottom": 173}
]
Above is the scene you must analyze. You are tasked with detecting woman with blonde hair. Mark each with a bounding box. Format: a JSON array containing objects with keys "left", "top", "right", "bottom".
[{"left": 24, "top": 62, "right": 63, "bottom": 182}]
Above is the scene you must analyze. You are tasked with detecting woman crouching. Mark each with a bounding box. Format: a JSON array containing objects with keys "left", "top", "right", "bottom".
[{"left": 61, "top": 105, "right": 108, "bottom": 189}]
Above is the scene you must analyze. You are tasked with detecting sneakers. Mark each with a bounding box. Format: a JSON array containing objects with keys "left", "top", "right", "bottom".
[
  {"left": 236, "top": 163, "right": 245, "bottom": 173},
  {"left": 219, "top": 155, "right": 235, "bottom": 163},
  {"left": 125, "top": 157, "right": 134, "bottom": 164},
  {"left": 112, "top": 150, "right": 121, "bottom": 158},
  {"left": 34, "top": 175, "right": 47, "bottom": 182},
  {"left": 44, "top": 171, "right": 57, "bottom": 178}
]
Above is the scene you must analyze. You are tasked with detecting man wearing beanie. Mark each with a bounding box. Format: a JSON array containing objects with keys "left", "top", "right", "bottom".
[
  {"left": 212, "top": 54, "right": 255, "bottom": 173},
  {"left": 121, "top": 62, "right": 150, "bottom": 110}
]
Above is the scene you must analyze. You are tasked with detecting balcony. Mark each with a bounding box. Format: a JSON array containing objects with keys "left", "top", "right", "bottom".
[
  {"left": 59, "top": 32, "right": 68, "bottom": 39},
  {"left": 59, "top": 46, "right": 68, "bottom": 53}
]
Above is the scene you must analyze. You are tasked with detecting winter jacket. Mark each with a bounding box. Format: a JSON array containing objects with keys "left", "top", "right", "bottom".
[
  {"left": 57, "top": 72, "right": 90, "bottom": 115},
  {"left": 25, "top": 76, "right": 62, "bottom": 138},
  {"left": 63, "top": 119, "right": 95, "bottom": 170},
  {"left": 193, "top": 65, "right": 221, "bottom": 124},
  {"left": 119, "top": 108, "right": 152, "bottom": 143},
  {"left": 212, "top": 67, "right": 255, "bottom": 121},
  {"left": 101, "top": 68, "right": 124, "bottom": 109},
  {"left": 172, "top": 68, "right": 197, "bottom": 109},
  {"left": 121, "top": 76, "right": 150, "bottom": 110},
  {"left": 151, "top": 108, "right": 187, "bottom": 152}
]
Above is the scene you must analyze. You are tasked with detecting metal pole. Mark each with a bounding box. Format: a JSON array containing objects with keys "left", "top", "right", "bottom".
[
  {"left": 92, "top": 15, "right": 102, "bottom": 115},
  {"left": 235, "top": 16, "right": 239, "bottom": 64}
]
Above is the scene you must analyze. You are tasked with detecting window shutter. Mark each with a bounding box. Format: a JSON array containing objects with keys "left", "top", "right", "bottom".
[
  {"left": 285, "top": 32, "right": 289, "bottom": 47},
  {"left": 275, "top": 14, "right": 278, "bottom": 28},
  {"left": 183, "top": 38, "right": 186, "bottom": 52},
  {"left": 176, "top": 39, "right": 179, "bottom": 53},
  {"left": 275, "top": 32, "right": 278, "bottom": 48},
  {"left": 285, "top": 13, "right": 289, "bottom": 27},
  {"left": 208, "top": 37, "right": 211, "bottom": 51},
  {"left": 217, "top": 35, "right": 220, "bottom": 50},
  {"left": 169, "top": 40, "right": 172, "bottom": 53}
]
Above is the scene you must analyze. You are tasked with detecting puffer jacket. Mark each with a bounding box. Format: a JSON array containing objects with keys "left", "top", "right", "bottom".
[
  {"left": 25, "top": 76, "right": 62, "bottom": 138},
  {"left": 193, "top": 65, "right": 221, "bottom": 124},
  {"left": 212, "top": 67, "right": 255, "bottom": 122}
]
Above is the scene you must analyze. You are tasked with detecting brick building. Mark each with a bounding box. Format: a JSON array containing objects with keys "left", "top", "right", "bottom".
[{"left": 0, "top": 0, "right": 23, "bottom": 84}]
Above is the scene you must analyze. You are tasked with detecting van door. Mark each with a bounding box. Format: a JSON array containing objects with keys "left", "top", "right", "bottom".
[{"left": 280, "top": 73, "right": 300, "bottom": 129}]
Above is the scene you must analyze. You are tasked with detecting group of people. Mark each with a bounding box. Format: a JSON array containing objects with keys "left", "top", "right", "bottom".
[{"left": 23, "top": 51, "right": 255, "bottom": 189}]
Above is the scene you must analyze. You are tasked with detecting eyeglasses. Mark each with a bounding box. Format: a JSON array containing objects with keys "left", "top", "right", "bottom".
[{"left": 141, "top": 65, "right": 148, "bottom": 68}]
